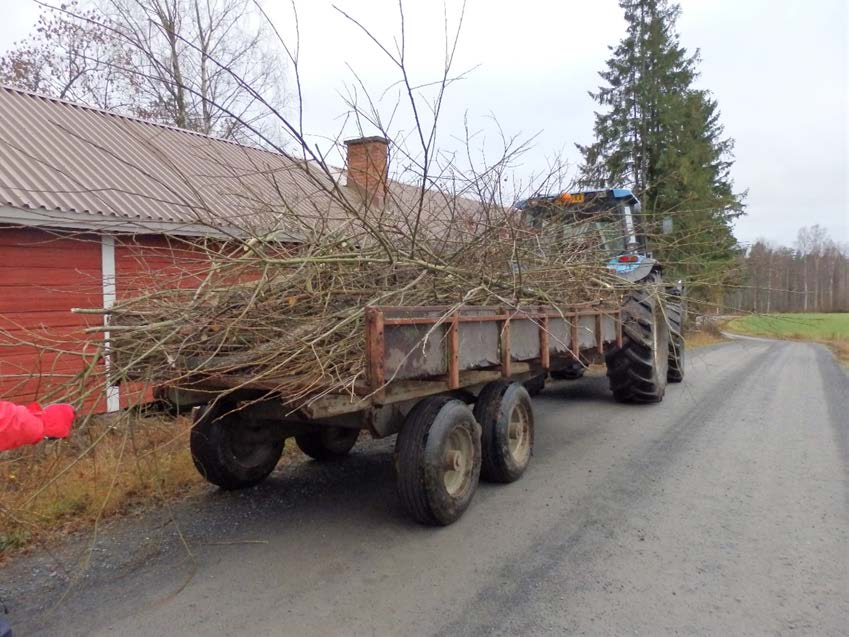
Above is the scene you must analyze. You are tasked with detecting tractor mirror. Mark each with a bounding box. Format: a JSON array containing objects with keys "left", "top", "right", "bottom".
[{"left": 661, "top": 216, "right": 674, "bottom": 235}]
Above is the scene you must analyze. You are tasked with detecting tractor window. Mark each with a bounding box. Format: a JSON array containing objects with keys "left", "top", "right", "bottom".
[
  {"left": 524, "top": 200, "right": 639, "bottom": 259},
  {"left": 544, "top": 218, "right": 627, "bottom": 258},
  {"left": 594, "top": 221, "right": 628, "bottom": 256}
]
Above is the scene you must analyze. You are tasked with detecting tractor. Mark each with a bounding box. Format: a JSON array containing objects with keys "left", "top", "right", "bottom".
[{"left": 517, "top": 188, "right": 685, "bottom": 402}]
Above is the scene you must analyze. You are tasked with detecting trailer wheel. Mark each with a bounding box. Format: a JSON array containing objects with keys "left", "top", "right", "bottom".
[
  {"left": 474, "top": 381, "right": 534, "bottom": 483},
  {"left": 605, "top": 282, "right": 670, "bottom": 403},
  {"left": 667, "top": 300, "right": 685, "bottom": 383},
  {"left": 551, "top": 361, "right": 585, "bottom": 380},
  {"left": 295, "top": 426, "right": 359, "bottom": 461},
  {"left": 395, "top": 396, "right": 481, "bottom": 526},
  {"left": 190, "top": 403, "right": 284, "bottom": 490},
  {"left": 524, "top": 374, "right": 546, "bottom": 396}
]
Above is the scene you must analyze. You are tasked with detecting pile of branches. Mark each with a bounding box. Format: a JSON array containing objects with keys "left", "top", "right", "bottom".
[{"left": 91, "top": 207, "right": 621, "bottom": 408}]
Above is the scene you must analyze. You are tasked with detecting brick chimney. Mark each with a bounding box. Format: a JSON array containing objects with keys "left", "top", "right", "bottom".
[{"left": 344, "top": 136, "right": 389, "bottom": 207}]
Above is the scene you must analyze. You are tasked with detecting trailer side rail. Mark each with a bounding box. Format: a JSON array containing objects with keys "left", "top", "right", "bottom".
[{"left": 365, "top": 304, "right": 622, "bottom": 402}]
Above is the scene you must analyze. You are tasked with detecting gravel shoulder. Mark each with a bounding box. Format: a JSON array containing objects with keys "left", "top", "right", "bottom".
[{"left": 3, "top": 338, "right": 848, "bottom": 636}]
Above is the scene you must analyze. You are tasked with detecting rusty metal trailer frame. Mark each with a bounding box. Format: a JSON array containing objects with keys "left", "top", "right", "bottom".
[
  {"left": 362, "top": 303, "right": 621, "bottom": 402},
  {"left": 169, "top": 303, "right": 622, "bottom": 438}
]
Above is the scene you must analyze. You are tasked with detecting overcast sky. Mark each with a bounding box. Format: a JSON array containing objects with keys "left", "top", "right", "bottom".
[{"left": 1, "top": 0, "right": 846, "bottom": 247}]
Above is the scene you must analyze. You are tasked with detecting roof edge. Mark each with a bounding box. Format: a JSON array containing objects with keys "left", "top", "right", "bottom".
[{"left": 0, "top": 205, "right": 250, "bottom": 239}]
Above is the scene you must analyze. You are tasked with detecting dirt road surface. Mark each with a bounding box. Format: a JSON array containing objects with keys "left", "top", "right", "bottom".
[{"left": 4, "top": 338, "right": 848, "bottom": 636}]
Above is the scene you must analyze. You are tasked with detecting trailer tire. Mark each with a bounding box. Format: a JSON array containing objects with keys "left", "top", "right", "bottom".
[
  {"left": 190, "top": 403, "right": 283, "bottom": 490},
  {"left": 474, "top": 381, "right": 534, "bottom": 483},
  {"left": 295, "top": 427, "right": 359, "bottom": 461},
  {"left": 524, "top": 374, "right": 546, "bottom": 396},
  {"left": 605, "top": 282, "right": 670, "bottom": 403},
  {"left": 395, "top": 396, "right": 481, "bottom": 526},
  {"left": 551, "top": 362, "right": 585, "bottom": 380},
  {"left": 667, "top": 300, "right": 685, "bottom": 383}
]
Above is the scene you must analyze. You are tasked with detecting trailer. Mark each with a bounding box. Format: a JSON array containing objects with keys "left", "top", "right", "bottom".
[{"left": 171, "top": 303, "right": 623, "bottom": 525}]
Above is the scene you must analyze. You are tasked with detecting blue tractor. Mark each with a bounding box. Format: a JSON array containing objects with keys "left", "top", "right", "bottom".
[{"left": 517, "top": 188, "right": 685, "bottom": 401}]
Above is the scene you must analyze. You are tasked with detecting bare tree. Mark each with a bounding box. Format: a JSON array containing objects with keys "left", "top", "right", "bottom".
[
  {"left": 0, "top": 1, "right": 137, "bottom": 110},
  {"left": 1, "top": 0, "right": 287, "bottom": 143},
  {"left": 727, "top": 227, "right": 849, "bottom": 313},
  {"left": 96, "top": 0, "right": 287, "bottom": 141}
]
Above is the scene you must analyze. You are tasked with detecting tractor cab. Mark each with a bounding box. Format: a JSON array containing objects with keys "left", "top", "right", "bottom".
[{"left": 516, "top": 188, "right": 656, "bottom": 282}]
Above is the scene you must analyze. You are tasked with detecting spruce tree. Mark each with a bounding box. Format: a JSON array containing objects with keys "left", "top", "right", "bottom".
[{"left": 577, "top": 0, "right": 744, "bottom": 299}]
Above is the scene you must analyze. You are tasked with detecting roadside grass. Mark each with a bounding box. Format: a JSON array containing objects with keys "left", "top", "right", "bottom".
[
  {"left": 0, "top": 414, "right": 201, "bottom": 559},
  {"left": 726, "top": 313, "right": 849, "bottom": 364},
  {"left": 0, "top": 411, "right": 312, "bottom": 561},
  {"left": 685, "top": 313, "right": 729, "bottom": 349},
  {"left": 685, "top": 329, "right": 727, "bottom": 349}
]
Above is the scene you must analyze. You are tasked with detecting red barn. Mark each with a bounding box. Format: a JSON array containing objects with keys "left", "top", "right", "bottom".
[{"left": 0, "top": 86, "right": 412, "bottom": 412}]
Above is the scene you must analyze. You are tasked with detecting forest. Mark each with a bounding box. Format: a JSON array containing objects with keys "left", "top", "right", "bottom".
[{"left": 726, "top": 225, "right": 849, "bottom": 313}]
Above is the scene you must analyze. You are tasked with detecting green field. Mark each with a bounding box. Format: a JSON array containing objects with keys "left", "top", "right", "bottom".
[{"left": 727, "top": 313, "right": 849, "bottom": 341}]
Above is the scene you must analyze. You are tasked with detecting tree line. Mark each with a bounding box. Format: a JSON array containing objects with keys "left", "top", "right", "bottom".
[{"left": 725, "top": 225, "right": 849, "bottom": 314}]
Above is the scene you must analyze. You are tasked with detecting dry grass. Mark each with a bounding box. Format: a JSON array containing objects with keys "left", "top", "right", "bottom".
[
  {"left": 830, "top": 341, "right": 849, "bottom": 365},
  {"left": 684, "top": 313, "right": 729, "bottom": 349},
  {"left": 0, "top": 413, "right": 203, "bottom": 559},
  {"left": 685, "top": 329, "right": 728, "bottom": 349},
  {"left": 0, "top": 411, "right": 325, "bottom": 561}
]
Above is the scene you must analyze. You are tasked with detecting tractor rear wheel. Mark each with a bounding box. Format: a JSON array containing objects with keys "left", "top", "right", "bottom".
[
  {"left": 605, "top": 281, "right": 670, "bottom": 403},
  {"left": 667, "top": 299, "right": 685, "bottom": 383}
]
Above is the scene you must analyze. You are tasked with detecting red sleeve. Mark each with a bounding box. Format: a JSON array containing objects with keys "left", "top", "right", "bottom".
[{"left": 0, "top": 400, "right": 46, "bottom": 451}]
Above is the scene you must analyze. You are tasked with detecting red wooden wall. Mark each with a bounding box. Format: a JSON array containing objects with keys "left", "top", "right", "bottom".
[
  {"left": 0, "top": 228, "right": 104, "bottom": 407},
  {"left": 0, "top": 228, "right": 212, "bottom": 411},
  {"left": 115, "top": 235, "right": 210, "bottom": 295}
]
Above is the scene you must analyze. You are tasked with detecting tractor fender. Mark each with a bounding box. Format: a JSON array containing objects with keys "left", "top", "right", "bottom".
[{"left": 617, "top": 258, "right": 658, "bottom": 283}]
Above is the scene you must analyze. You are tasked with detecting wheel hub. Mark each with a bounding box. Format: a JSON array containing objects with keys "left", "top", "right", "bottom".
[
  {"left": 228, "top": 425, "right": 273, "bottom": 468},
  {"left": 507, "top": 404, "right": 531, "bottom": 464},
  {"left": 442, "top": 427, "right": 474, "bottom": 496},
  {"left": 444, "top": 450, "right": 463, "bottom": 472}
]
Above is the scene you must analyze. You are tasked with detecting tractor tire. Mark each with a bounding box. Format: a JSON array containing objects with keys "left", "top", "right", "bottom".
[
  {"left": 605, "top": 280, "right": 670, "bottom": 403},
  {"left": 295, "top": 426, "right": 359, "bottom": 461},
  {"left": 667, "top": 299, "right": 685, "bottom": 383},
  {"left": 474, "top": 381, "right": 534, "bottom": 483},
  {"left": 395, "top": 396, "right": 481, "bottom": 526},
  {"left": 190, "top": 403, "right": 284, "bottom": 490}
]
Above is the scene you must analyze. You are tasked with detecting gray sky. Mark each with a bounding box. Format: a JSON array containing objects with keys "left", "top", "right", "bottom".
[{"left": 1, "top": 0, "right": 847, "bottom": 247}]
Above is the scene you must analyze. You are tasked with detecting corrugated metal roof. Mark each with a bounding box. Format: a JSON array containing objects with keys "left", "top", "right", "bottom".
[
  {"left": 0, "top": 85, "right": 484, "bottom": 239},
  {"left": 0, "top": 86, "right": 358, "bottom": 237}
]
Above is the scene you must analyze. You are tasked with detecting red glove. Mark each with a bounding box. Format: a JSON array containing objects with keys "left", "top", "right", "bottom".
[
  {"left": 0, "top": 401, "right": 75, "bottom": 451},
  {"left": 32, "top": 403, "right": 75, "bottom": 439}
]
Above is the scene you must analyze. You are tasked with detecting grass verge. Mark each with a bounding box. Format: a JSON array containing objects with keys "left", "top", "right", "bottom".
[
  {"left": 685, "top": 329, "right": 728, "bottom": 349},
  {"left": 684, "top": 313, "right": 730, "bottom": 349},
  {"left": 0, "top": 411, "right": 313, "bottom": 562},
  {"left": 0, "top": 414, "right": 201, "bottom": 560},
  {"left": 726, "top": 313, "right": 849, "bottom": 364}
]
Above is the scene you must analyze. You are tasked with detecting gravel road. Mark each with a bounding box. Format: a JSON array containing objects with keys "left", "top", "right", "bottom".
[{"left": 4, "top": 337, "right": 848, "bottom": 636}]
